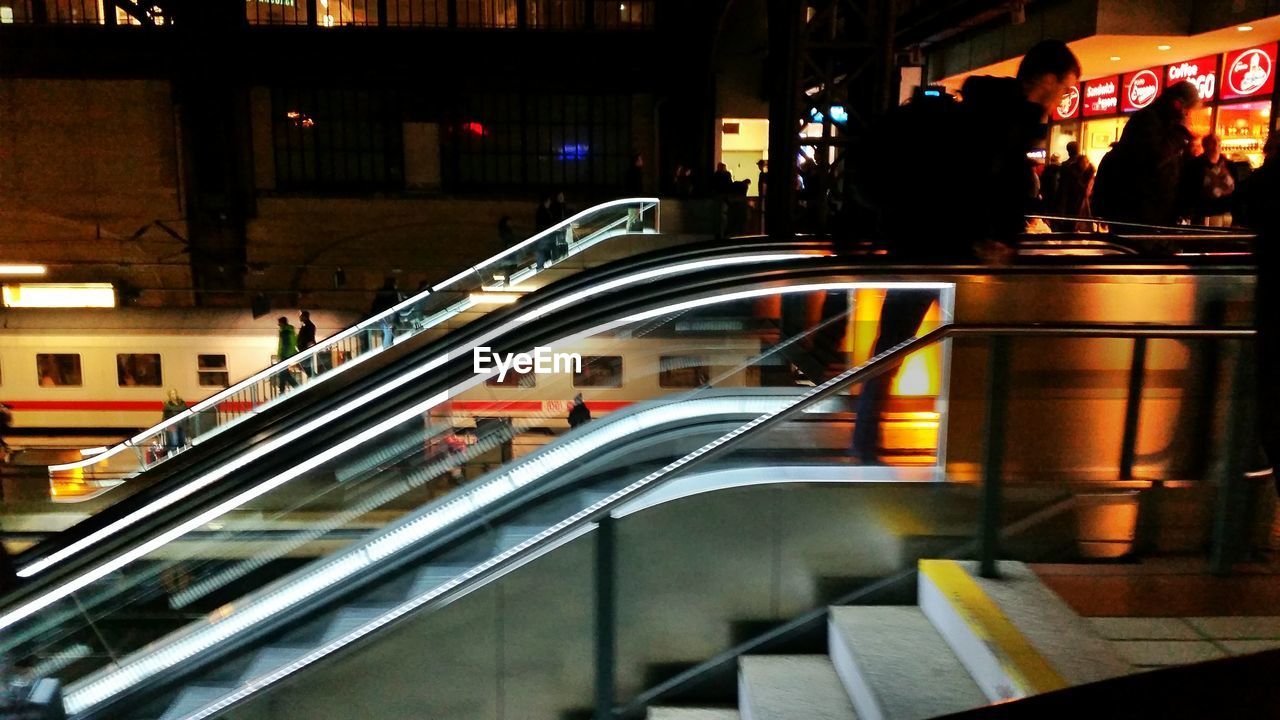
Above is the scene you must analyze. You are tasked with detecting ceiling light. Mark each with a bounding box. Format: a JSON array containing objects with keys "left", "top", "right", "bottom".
[
  {"left": 1238, "top": 25, "right": 1253, "bottom": 32},
  {"left": 1157, "top": 44, "right": 1172, "bottom": 51},
  {"left": 1110, "top": 56, "right": 1121, "bottom": 61},
  {"left": 0, "top": 264, "right": 47, "bottom": 276}
]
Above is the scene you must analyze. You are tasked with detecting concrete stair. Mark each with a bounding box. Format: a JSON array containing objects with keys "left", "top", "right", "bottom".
[
  {"left": 652, "top": 559, "right": 1132, "bottom": 720},
  {"left": 738, "top": 655, "right": 858, "bottom": 720}
]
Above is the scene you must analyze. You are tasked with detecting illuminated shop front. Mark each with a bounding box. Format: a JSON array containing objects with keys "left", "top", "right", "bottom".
[{"left": 1048, "top": 40, "right": 1278, "bottom": 169}]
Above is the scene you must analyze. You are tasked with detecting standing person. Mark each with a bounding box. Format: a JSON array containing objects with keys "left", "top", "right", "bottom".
[
  {"left": 551, "top": 191, "right": 571, "bottom": 261},
  {"left": 711, "top": 162, "right": 733, "bottom": 195},
  {"left": 1051, "top": 141, "right": 1095, "bottom": 229},
  {"left": 568, "top": 394, "right": 591, "bottom": 428},
  {"left": 1185, "top": 134, "right": 1236, "bottom": 226},
  {"left": 0, "top": 402, "right": 12, "bottom": 464},
  {"left": 1237, "top": 133, "right": 1280, "bottom": 486},
  {"left": 534, "top": 196, "right": 555, "bottom": 268},
  {"left": 297, "top": 310, "right": 318, "bottom": 378},
  {"left": 1039, "top": 153, "right": 1062, "bottom": 215},
  {"left": 276, "top": 316, "right": 299, "bottom": 393},
  {"left": 162, "top": 389, "right": 188, "bottom": 449},
  {"left": 498, "top": 215, "right": 519, "bottom": 278},
  {"left": 1092, "top": 81, "right": 1200, "bottom": 226},
  {"left": 851, "top": 40, "right": 1081, "bottom": 464},
  {"left": 625, "top": 154, "right": 645, "bottom": 230},
  {"left": 370, "top": 277, "right": 403, "bottom": 348}
]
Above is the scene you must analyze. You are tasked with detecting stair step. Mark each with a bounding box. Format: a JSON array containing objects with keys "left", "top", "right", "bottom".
[
  {"left": 828, "top": 606, "right": 985, "bottom": 720},
  {"left": 738, "top": 655, "right": 858, "bottom": 720},
  {"left": 157, "top": 683, "right": 237, "bottom": 720},
  {"left": 648, "top": 708, "right": 741, "bottom": 720},
  {"left": 918, "top": 559, "right": 1131, "bottom": 703}
]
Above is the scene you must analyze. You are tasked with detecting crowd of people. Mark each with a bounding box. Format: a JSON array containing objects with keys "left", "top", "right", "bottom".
[{"left": 1037, "top": 79, "right": 1269, "bottom": 231}]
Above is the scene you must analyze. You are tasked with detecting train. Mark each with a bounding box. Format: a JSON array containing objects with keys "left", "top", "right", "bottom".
[
  {"left": 0, "top": 308, "right": 359, "bottom": 434},
  {"left": 0, "top": 295, "right": 945, "bottom": 459}
]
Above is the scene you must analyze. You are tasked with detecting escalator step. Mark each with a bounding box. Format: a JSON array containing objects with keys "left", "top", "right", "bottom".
[
  {"left": 409, "top": 564, "right": 478, "bottom": 597},
  {"left": 320, "top": 604, "right": 398, "bottom": 643},
  {"left": 238, "top": 644, "right": 315, "bottom": 685},
  {"left": 157, "top": 684, "right": 238, "bottom": 720}
]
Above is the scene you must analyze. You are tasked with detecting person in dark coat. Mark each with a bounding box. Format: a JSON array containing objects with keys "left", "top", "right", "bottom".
[
  {"left": 370, "top": 277, "right": 404, "bottom": 348},
  {"left": 568, "top": 394, "right": 591, "bottom": 428},
  {"left": 711, "top": 163, "right": 733, "bottom": 195},
  {"left": 1093, "top": 81, "right": 1199, "bottom": 226},
  {"left": 851, "top": 39, "right": 1081, "bottom": 463},
  {"left": 1236, "top": 134, "right": 1280, "bottom": 484},
  {"left": 1050, "top": 141, "right": 1095, "bottom": 230}
]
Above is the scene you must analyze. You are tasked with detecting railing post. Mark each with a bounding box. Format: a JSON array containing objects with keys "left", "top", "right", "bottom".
[
  {"left": 980, "top": 336, "right": 1011, "bottom": 579},
  {"left": 1211, "top": 341, "right": 1256, "bottom": 575},
  {"left": 1119, "top": 337, "right": 1148, "bottom": 480},
  {"left": 594, "top": 515, "right": 617, "bottom": 720}
]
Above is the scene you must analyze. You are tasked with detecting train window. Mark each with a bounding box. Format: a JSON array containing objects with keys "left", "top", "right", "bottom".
[
  {"left": 485, "top": 369, "right": 536, "bottom": 388},
  {"left": 117, "top": 353, "right": 162, "bottom": 387},
  {"left": 659, "top": 356, "right": 710, "bottom": 388},
  {"left": 198, "top": 354, "right": 230, "bottom": 388},
  {"left": 573, "top": 356, "right": 622, "bottom": 388},
  {"left": 36, "top": 353, "right": 81, "bottom": 387}
]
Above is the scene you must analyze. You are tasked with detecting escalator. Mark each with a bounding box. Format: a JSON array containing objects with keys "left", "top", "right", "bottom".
[
  {"left": 0, "top": 232, "right": 1255, "bottom": 718},
  {"left": 10, "top": 214, "right": 831, "bottom": 586}
]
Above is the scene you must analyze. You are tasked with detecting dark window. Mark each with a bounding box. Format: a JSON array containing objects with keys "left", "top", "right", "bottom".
[
  {"left": 573, "top": 356, "right": 622, "bottom": 388},
  {"left": 198, "top": 354, "right": 230, "bottom": 388},
  {"left": 272, "top": 88, "right": 403, "bottom": 192},
  {"left": 246, "top": 0, "right": 308, "bottom": 25},
  {"left": 117, "top": 354, "right": 163, "bottom": 387},
  {"left": 385, "top": 0, "right": 448, "bottom": 26},
  {"left": 592, "top": 0, "right": 652, "bottom": 28},
  {"left": 37, "top": 354, "right": 82, "bottom": 387},
  {"left": 45, "top": 0, "right": 102, "bottom": 23},
  {"left": 658, "top": 356, "right": 710, "bottom": 388},
  {"left": 486, "top": 369, "right": 536, "bottom": 388},
  {"left": 456, "top": 0, "right": 517, "bottom": 27},
  {"left": 443, "top": 93, "right": 632, "bottom": 192},
  {"left": 528, "top": 0, "right": 582, "bottom": 28}
]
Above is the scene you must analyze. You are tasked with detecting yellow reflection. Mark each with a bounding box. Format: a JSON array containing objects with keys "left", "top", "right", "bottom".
[{"left": 850, "top": 289, "right": 942, "bottom": 396}]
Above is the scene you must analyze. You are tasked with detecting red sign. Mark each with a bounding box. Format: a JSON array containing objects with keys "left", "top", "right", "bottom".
[
  {"left": 1052, "top": 85, "right": 1081, "bottom": 120},
  {"left": 1082, "top": 76, "right": 1120, "bottom": 117},
  {"left": 1166, "top": 54, "right": 1219, "bottom": 103},
  {"left": 1222, "top": 42, "right": 1277, "bottom": 100},
  {"left": 1122, "top": 67, "right": 1164, "bottom": 112}
]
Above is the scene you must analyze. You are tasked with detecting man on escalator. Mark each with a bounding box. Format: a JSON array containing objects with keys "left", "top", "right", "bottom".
[{"left": 850, "top": 40, "right": 1081, "bottom": 463}]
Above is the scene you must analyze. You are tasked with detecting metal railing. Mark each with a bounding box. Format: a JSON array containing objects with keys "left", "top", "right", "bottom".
[
  {"left": 68, "top": 320, "right": 1259, "bottom": 720},
  {"left": 48, "top": 197, "right": 659, "bottom": 488}
]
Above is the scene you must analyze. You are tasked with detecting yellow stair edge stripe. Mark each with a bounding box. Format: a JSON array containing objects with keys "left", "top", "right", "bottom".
[{"left": 919, "top": 559, "right": 1068, "bottom": 696}]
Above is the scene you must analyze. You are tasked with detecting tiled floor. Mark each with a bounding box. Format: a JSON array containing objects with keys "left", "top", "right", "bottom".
[
  {"left": 1088, "top": 616, "right": 1280, "bottom": 669},
  {"left": 1034, "top": 559, "right": 1280, "bottom": 670}
]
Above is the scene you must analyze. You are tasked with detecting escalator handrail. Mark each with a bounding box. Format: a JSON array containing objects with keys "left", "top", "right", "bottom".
[
  {"left": 47, "top": 197, "right": 660, "bottom": 478},
  {"left": 61, "top": 320, "right": 1255, "bottom": 718},
  {"left": 3, "top": 245, "right": 836, "bottom": 601}
]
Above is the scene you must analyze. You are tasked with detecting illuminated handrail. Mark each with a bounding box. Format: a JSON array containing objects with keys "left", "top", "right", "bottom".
[{"left": 48, "top": 197, "right": 660, "bottom": 485}]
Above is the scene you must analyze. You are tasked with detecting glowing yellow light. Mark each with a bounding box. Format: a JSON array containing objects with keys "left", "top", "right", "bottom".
[
  {"left": 1, "top": 283, "right": 115, "bottom": 308},
  {"left": 1238, "top": 25, "right": 1254, "bottom": 32},
  {"left": 468, "top": 292, "right": 522, "bottom": 305},
  {"left": 1109, "top": 56, "right": 1121, "bottom": 61},
  {"left": 1157, "top": 44, "right": 1172, "bottom": 51},
  {"left": 0, "top": 264, "right": 47, "bottom": 277}
]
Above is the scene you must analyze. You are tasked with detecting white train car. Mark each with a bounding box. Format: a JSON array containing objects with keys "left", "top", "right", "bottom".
[{"left": 0, "top": 308, "right": 357, "bottom": 432}]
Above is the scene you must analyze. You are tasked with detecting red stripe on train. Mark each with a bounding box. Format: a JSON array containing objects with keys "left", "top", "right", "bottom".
[{"left": 4, "top": 400, "right": 255, "bottom": 413}]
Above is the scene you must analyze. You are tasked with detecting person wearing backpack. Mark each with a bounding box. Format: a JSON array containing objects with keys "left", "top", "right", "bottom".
[{"left": 849, "top": 40, "right": 1081, "bottom": 463}]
